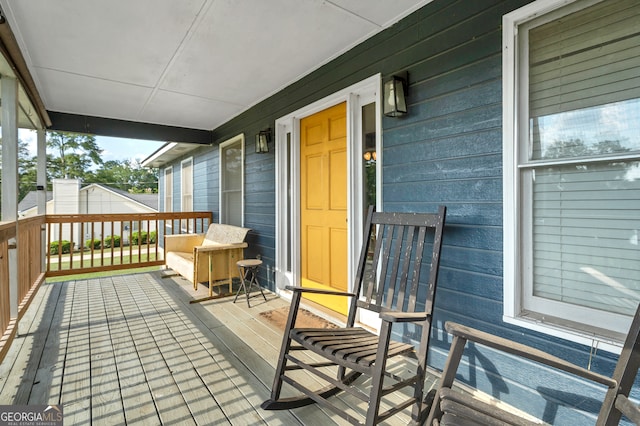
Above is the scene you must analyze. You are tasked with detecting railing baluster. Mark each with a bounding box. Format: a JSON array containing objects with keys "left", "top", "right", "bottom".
[
  {"left": 128, "top": 220, "right": 133, "bottom": 264},
  {"left": 57, "top": 222, "right": 62, "bottom": 271},
  {"left": 87, "top": 221, "right": 93, "bottom": 268},
  {"left": 69, "top": 220, "right": 75, "bottom": 271},
  {"left": 110, "top": 221, "right": 114, "bottom": 265},
  {"left": 119, "top": 221, "right": 124, "bottom": 266},
  {"left": 46, "top": 222, "right": 52, "bottom": 272},
  {"left": 99, "top": 221, "right": 104, "bottom": 267},
  {"left": 137, "top": 219, "right": 142, "bottom": 264}
]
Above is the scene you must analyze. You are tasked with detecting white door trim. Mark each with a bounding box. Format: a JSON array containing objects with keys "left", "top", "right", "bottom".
[{"left": 274, "top": 74, "right": 382, "bottom": 319}]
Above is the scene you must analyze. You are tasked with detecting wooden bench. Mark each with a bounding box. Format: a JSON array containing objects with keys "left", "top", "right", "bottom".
[{"left": 164, "top": 223, "right": 250, "bottom": 301}]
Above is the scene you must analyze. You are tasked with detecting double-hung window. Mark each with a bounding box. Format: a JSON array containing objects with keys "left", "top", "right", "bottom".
[
  {"left": 504, "top": 0, "right": 640, "bottom": 347},
  {"left": 181, "top": 158, "right": 193, "bottom": 212},
  {"left": 164, "top": 166, "right": 173, "bottom": 212},
  {"left": 219, "top": 135, "right": 244, "bottom": 227},
  {"left": 181, "top": 158, "right": 193, "bottom": 231}
]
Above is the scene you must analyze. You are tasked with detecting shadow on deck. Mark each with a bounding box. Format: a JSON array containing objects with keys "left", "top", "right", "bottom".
[{"left": 0, "top": 270, "right": 433, "bottom": 425}]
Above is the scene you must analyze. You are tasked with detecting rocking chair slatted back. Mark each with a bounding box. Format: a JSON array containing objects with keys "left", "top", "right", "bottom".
[{"left": 351, "top": 207, "right": 445, "bottom": 324}]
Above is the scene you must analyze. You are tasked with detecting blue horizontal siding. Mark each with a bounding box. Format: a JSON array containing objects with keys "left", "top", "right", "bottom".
[{"left": 157, "top": 0, "right": 640, "bottom": 422}]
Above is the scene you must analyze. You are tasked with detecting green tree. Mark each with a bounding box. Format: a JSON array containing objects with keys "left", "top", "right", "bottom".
[
  {"left": 47, "top": 131, "right": 103, "bottom": 179},
  {"left": 0, "top": 138, "right": 37, "bottom": 202},
  {"left": 92, "top": 159, "right": 158, "bottom": 193},
  {"left": 543, "top": 138, "right": 591, "bottom": 159},
  {"left": 92, "top": 160, "right": 130, "bottom": 191},
  {"left": 128, "top": 160, "right": 158, "bottom": 193},
  {"left": 543, "top": 138, "right": 632, "bottom": 159},
  {"left": 18, "top": 140, "right": 37, "bottom": 201},
  {"left": 13, "top": 132, "right": 158, "bottom": 205}
]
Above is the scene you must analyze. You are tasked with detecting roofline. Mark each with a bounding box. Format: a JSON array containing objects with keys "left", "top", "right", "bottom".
[
  {"left": 141, "top": 142, "right": 178, "bottom": 167},
  {"left": 141, "top": 141, "right": 201, "bottom": 168},
  {"left": 81, "top": 183, "right": 158, "bottom": 211}
]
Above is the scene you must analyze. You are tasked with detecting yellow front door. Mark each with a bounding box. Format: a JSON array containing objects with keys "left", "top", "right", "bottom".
[{"left": 300, "top": 102, "right": 348, "bottom": 315}]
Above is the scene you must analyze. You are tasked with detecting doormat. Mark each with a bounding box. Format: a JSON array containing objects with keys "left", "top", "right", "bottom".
[{"left": 259, "top": 306, "right": 339, "bottom": 331}]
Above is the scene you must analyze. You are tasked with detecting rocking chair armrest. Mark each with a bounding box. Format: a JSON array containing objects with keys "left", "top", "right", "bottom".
[
  {"left": 284, "top": 285, "right": 357, "bottom": 298},
  {"left": 445, "top": 322, "right": 617, "bottom": 388},
  {"left": 380, "top": 311, "right": 429, "bottom": 323}
]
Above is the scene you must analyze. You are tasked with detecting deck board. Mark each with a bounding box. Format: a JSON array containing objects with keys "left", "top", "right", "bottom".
[
  {"left": 0, "top": 279, "right": 57, "bottom": 405},
  {"left": 29, "top": 280, "right": 69, "bottom": 405},
  {"left": 90, "top": 278, "right": 124, "bottom": 425},
  {"left": 61, "top": 280, "right": 92, "bottom": 424},
  {"left": 0, "top": 270, "right": 430, "bottom": 425}
]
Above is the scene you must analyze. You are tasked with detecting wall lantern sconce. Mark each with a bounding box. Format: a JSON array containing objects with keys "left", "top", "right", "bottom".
[
  {"left": 383, "top": 72, "right": 408, "bottom": 117},
  {"left": 256, "top": 128, "right": 271, "bottom": 153}
]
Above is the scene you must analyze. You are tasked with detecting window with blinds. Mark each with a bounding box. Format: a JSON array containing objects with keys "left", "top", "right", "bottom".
[
  {"left": 525, "top": 0, "right": 640, "bottom": 161},
  {"left": 517, "top": 0, "right": 640, "bottom": 334}
]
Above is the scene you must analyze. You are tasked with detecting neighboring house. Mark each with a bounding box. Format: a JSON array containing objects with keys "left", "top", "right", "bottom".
[
  {"left": 19, "top": 179, "right": 158, "bottom": 246},
  {"left": 142, "top": 0, "right": 640, "bottom": 422},
  {"left": 17, "top": 190, "right": 53, "bottom": 216}
]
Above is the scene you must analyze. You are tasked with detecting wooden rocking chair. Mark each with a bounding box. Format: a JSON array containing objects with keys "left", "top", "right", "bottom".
[
  {"left": 261, "top": 205, "right": 447, "bottom": 425},
  {"left": 426, "top": 302, "right": 640, "bottom": 425}
]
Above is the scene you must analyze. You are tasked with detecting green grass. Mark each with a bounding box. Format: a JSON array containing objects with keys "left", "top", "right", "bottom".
[
  {"left": 53, "top": 252, "right": 158, "bottom": 268},
  {"left": 47, "top": 250, "right": 161, "bottom": 282}
]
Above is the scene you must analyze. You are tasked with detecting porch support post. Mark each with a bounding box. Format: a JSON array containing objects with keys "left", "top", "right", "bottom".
[
  {"left": 36, "top": 129, "right": 47, "bottom": 214},
  {"left": 1, "top": 75, "right": 20, "bottom": 317},
  {"left": 37, "top": 129, "right": 47, "bottom": 270}
]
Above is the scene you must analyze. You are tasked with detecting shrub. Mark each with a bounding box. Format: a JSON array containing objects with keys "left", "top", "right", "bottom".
[
  {"left": 50, "top": 240, "right": 72, "bottom": 255},
  {"left": 149, "top": 231, "right": 157, "bottom": 244},
  {"left": 85, "top": 239, "right": 101, "bottom": 249},
  {"left": 131, "top": 231, "right": 148, "bottom": 245},
  {"left": 103, "top": 235, "right": 121, "bottom": 248}
]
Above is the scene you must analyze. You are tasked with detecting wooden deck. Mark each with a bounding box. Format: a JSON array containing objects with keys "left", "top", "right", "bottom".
[{"left": 0, "top": 270, "right": 435, "bottom": 425}]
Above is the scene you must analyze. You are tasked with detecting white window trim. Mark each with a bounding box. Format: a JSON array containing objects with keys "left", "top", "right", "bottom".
[
  {"left": 274, "top": 74, "right": 382, "bottom": 305},
  {"left": 180, "top": 157, "right": 194, "bottom": 213},
  {"left": 502, "top": 0, "right": 627, "bottom": 354},
  {"left": 164, "top": 166, "right": 173, "bottom": 212},
  {"left": 218, "top": 134, "right": 245, "bottom": 226}
]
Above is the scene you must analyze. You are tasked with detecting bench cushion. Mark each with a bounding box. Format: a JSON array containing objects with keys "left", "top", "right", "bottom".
[{"left": 165, "top": 251, "right": 195, "bottom": 282}]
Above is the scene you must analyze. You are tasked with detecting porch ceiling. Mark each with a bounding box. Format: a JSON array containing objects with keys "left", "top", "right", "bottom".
[{"left": 0, "top": 0, "right": 431, "bottom": 135}]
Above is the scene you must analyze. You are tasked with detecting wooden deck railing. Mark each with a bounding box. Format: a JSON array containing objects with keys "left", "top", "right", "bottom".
[
  {"left": 0, "top": 216, "right": 46, "bottom": 362},
  {"left": 0, "top": 220, "right": 17, "bottom": 362},
  {"left": 45, "top": 211, "right": 213, "bottom": 276},
  {"left": 17, "top": 216, "right": 45, "bottom": 313},
  {"left": 0, "top": 211, "right": 213, "bottom": 364}
]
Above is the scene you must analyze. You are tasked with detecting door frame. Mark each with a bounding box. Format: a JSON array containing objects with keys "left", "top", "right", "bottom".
[{"left": 274, "top": 74, "right": 382, "bottom": 312}]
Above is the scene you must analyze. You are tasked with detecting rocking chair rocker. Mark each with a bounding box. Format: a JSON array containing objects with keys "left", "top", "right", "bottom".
[{"left": 261, "top": 205, "right": 446, "bottom": 425}]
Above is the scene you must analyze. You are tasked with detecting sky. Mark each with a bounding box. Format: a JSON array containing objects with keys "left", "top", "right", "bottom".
[{"left": 19, "top": 129, "right": 166, "bottom": 164}]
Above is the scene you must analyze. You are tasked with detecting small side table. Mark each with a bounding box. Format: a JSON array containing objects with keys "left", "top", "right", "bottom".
[{"left": 235, "top": 259, "right": 267, "bottom": 307}]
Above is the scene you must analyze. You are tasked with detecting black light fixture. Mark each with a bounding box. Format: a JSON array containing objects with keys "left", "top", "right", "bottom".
[
  {"left": 383, "top": 72, "right": 408, "bottom": 117},
  {"left": 256, "top": 128, "right": 271, "bottom": 153}
]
